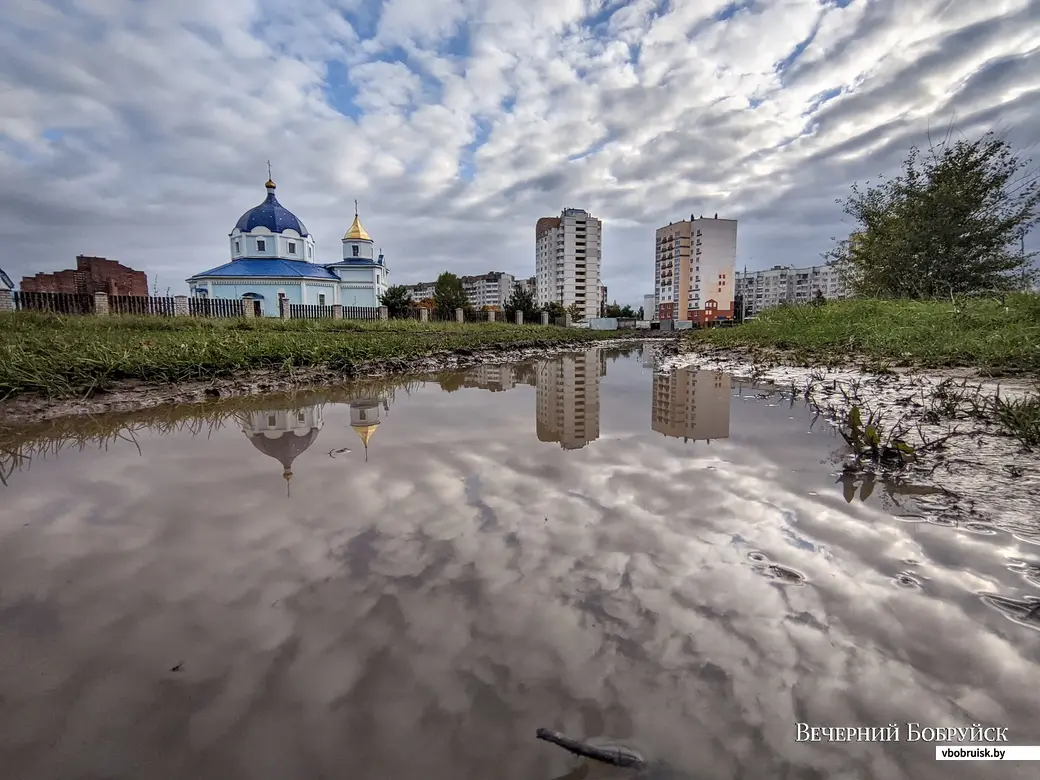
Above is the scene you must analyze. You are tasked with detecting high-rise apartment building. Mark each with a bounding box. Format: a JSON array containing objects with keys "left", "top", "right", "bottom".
[
  {"left": 536, "top": 352, "right": 602, "bottom": 449},
  {"left": 651, "top": 368, "right": 731, "bottom": 442},
  {"left": 735, "top": 263, "right": 851, "bottom": 318},
  {"left": 654, "top": 215, "right": 736, "bottom": 324},
  {"left": 535, "top": 208, "right": 602, "bottom": 321}
]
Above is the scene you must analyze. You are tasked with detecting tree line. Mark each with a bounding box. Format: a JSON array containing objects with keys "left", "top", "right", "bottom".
[{"left": 379, "top": 272, "right": 640, "bottom": 321}]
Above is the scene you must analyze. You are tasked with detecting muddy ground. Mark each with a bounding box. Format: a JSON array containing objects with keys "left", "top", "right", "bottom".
[
  {"left": 0, "top": 338, "right": 655, "bottom": 426},
  {"left": 654, "top": 342, "right": 1040, "bottom": 540}
]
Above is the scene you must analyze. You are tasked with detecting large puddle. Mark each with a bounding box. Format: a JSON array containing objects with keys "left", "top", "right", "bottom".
[{"left": 1, "top": 345, "right": 1038, "bottom": 780}]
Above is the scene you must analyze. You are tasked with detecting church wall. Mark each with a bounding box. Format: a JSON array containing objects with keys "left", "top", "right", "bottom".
[
  {"left": 204, "top": 281, "right": 302, "bottom": 316},
  {"left": 339, "top": 286, "right": 378, "bottom": 307},
  {"left": 331, "top": 267, "right": 373, "bottom": 283}
]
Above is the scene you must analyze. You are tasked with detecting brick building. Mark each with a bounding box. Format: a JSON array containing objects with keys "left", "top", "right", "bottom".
[{"left": 19, "top": 255, "right": 148, "bottom": 296}]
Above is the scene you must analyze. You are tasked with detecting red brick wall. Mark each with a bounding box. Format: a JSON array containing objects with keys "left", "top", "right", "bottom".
[{"left": 19, "top": 256, "right": 148, "bottom": 296}]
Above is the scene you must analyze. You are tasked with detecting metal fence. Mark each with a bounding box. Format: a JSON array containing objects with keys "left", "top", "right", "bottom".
[
  {"left": 110, "top": 295, "right": 176, "bottom": 316},
  {"left": 13, "top": 291, "right": 95, "bottom": 315},
  {"left": 289, "top": 303, "right": 335, "bottom": 319},
  {"left": 344, "top": 306, "right": 380, "bottom": 320},
  {"left": 188, "top": 297, "right": 243, "bottom": 318}
]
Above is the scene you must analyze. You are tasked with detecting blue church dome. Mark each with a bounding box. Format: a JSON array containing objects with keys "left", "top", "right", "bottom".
[{"left": 234, "top": 180, "right": 309, "bottom": 236}]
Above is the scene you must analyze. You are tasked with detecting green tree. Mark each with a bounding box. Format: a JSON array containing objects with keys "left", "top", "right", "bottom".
[
  {"left": 604, "top": 301, "right": 622, "bottom": 317},
  {"left": 618, "top": 304, "right": 636, "bottom": 318},
  {"left": 828, "top": 130, "right": 1039, "bottom": 298},
  {"left": 504, "top": 283, "right": 539, "bottom": 320},
  {"left": 379, "top": 285, "right": 413, "bottom": 318},
  {"left": 566, "top": 303, "right": 584, "bottom": 322},
  {"left": 543, "top": 301, "right": 566, "bottom": 320},
  {"left": 432, "top": 272, "right": 471, "bottom": 317}
]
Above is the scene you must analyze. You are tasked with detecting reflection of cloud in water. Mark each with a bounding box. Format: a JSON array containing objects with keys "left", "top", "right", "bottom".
[{"left": 0, "top": 350, "right": 1039, "bottom": 779}]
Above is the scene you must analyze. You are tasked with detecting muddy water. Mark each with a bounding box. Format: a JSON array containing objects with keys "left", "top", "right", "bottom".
[{"left": 0, "top": 345, "right": 1037, "bottom": 780}]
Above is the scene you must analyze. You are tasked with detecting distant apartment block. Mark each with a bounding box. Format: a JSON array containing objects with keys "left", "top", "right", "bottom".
[
  {"left": 655, "top": 215, "right": 736, "bottom": 324},
  {"left": 403, "top": 271, "right": 514, "bottom": 309},
  {"left": 735, "top": 263, "right": 851, "bottom": 318},
  {"left": 643, "top": 293, "right": 655, "bottom": 320},
  {"left": 599, "top": 284, "right": 608, "bottom": 315},
  {"left": 518, "top": 275, "right": 536, "bottom": 298},
  {"left": 20, "top": 255, "right": 148, "bottom": 296},
  {"left": 535, "top": 208, "right": 602, "bottom": 321},
  {"left": 536, "top": 352, "right": 603, "bottom": 450},
  {"left": 652, "top": 368, "right": 731, "bottom": 442}
]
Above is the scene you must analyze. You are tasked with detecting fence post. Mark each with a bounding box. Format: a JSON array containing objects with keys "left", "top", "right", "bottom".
[
  {"left": 94, "top": 292, "right": 109, "bottom": 316},
  {"left": 279, "top": 297, "right": 291, "bottom": 318},
  {"left": 487, "top": 309, "right": 496, "bottom": 322},
  {"left": 0, "top": 289, "right": 12, "bottom": 312},
  {"left": 564, "top": 312, "right": 572, "bottom": 327},
  {"left": 455, "top": 308, "right": 464, "bottom": 323},
  {"left": 378, "top": 306, "right": 389, "bottom": 320},
  {"left": 240, "top": 299, "right": 253, "bottom": 318},
  {"left": 419, "top": 308, "right": 429, "bottom": 322},
  {"left": 515, "top": 311, "right": 523, "bottom": 325},
  {"left": 331, "top": 304, "right": 343, "bottom": 320},
  {"left": 540, "top": 311, "right": 549, "bottom": 326},
  {"left": 174, "top": 295, "right": 189, "bottom": 316}
]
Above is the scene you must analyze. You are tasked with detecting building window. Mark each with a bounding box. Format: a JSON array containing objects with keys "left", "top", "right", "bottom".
[
  {"left": 267, "top": 414, "right": 277, "bottom": 427},
  {"left": 234, "top": 240, "right": 240, "bottom": 253},
  {"left": 376, "top": 274, "right": 380, "bottom": 284},
  {"left": 318, "top": 294, "right": 326, "bottom": 306},
  {"left": 288, "top": 241, "right": 296, "bottom": 255},
  {"left": 297, "top": 412, "right": 306, "bottom": 423},
  {"left": 256, "top": 239, "right": 266, "bottom": 252},
  {"left": 352, "top": 245, "right": 359, "bottom": 257},
  {"left": 308, "top": 246, "right": 312, "bottom": 258}
]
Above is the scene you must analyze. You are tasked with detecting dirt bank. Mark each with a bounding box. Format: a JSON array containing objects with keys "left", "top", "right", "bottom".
[
  {"left": 0, "top": 337, "right": 659, "bottom": 426},
  {"left": 654, "top": 342, "right": 1040, "bottom": 539}
]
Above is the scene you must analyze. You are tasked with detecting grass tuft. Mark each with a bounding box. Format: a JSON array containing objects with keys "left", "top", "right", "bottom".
[{"left": 691, "top": 294, "right": 1040, "bottom": 373}]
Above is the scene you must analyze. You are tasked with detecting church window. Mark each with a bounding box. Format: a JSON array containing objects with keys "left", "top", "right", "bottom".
[
  {"left": 352, "top": 245, "right": 359, "bottom": 257},
  {"left": 288, "top": 241, "right": 296, "bottom": 254},
  {"left": 318, "top": 294, "right": 326, "bottom": 306},
  {"left": 256, "top": 239, "right": 266, "bottom": 252},
  {"left": 267, "top": 414, "right": 277, "bottom": 427},
  {"left": 297, "top": 412, "right": 306, "bottom": 423},
  {"left": 234, "top": 240, "right": 240, "bottom": 253},
  {"left": 307, "top": 246, "right": 312, "bottom": 258},
  {"left": 376, "top": 274, "right": 380, "bottom": 284}
]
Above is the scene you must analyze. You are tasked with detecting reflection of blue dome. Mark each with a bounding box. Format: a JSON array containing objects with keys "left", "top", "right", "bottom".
[{"left": 234, "top": 183, "right": 309, "bottom": 236}]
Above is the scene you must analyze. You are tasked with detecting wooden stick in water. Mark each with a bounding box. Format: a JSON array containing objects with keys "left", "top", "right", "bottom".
[{"left": 536, "top": 728, "right": 646, "bottom": 769}]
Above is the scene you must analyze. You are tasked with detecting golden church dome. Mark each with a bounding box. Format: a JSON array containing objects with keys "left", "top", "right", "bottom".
[{"left": 343, "top": 213, "right": 371, "bottom": 241}]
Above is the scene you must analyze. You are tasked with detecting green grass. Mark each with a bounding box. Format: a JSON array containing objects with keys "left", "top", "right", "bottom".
[
  {"left": 0, "top": 312, "right": 620, "bottom": 400},
  {"left": 690, "top": 294, "right": 1040, "bottom": 373}
]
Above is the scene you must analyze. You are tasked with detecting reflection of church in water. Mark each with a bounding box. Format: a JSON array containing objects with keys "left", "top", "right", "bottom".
[
  {"left": 651, "top": 368, "right": 731, "bottom": 442},
  {"left": 241, "top": 396, "right": 386, "bottom": 493}
]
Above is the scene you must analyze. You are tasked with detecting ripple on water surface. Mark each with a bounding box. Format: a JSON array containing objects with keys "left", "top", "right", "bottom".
[{"left": 0, "top": 346, "right": 1038, "bottom": 780}]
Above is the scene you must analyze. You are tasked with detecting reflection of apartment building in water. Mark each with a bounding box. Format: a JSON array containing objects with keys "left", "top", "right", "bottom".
[
  {"left": 535, "top": 208, "right": 602, "bottom": 321},
  {"left": 536, "top": 352, "right": 601, "bottom": 449},
  {"left": 655, "top": 215, "right": 736, "bottom": 324},
  {"left": 652, "top": 369, "right": 731, "bottom": 442}
]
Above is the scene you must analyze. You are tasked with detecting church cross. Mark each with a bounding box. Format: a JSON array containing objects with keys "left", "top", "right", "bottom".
[{"left": 266, "top": 160, "right": 272, "bottom": 180}]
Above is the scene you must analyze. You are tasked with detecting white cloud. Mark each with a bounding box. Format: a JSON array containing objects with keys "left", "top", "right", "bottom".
[{"left": 0, "top": 0, "right": 1038, "bottom": 301}]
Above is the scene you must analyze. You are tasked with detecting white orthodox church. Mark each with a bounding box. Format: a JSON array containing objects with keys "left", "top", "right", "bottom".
[{"left": 187, "top": 176, "right": 389, "bottom": 316}]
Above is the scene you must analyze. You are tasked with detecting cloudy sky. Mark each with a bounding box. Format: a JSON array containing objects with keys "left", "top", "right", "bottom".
[{"left": 1, "top": 0, "right": 1038, "bottom": 304}]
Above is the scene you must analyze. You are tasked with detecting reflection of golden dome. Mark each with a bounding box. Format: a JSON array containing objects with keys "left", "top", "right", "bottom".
[
  {"left": 351, "top": 422, "right": 378, "bottom": 447},
  {"left": 265, "top": 179, "right": 276, "bottom": 189},
  {"left": 343, "top": 214, "right": 371, "bottom": 241}
]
